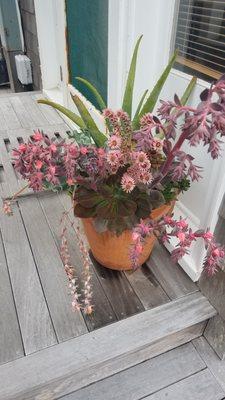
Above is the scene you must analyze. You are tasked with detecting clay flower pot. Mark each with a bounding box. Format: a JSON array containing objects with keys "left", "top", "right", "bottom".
[{"left": 81, "top": 202, "right": 174, "bottom": 271}]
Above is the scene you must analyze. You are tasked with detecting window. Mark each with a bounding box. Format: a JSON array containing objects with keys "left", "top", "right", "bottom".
[{"left": 174, "top": 0, "right": 225, "bottom": 81}]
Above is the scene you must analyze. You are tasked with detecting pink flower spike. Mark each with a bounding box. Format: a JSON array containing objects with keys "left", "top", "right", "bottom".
[
  {"left": 136, "top": 244, "right": 143, "bottom": 254},
  {"left": 67, "top": 178, "right": 74, "bottom": 186},
  {"left": 177, "top": 232, "right": 186, "bottom": 242},
  {"left": 32, "top": 130, "right": 43, "bottom": 141},
  {"left": 18, "top": 143, "right": 27, "bottom": 153},
  {"left": 80, "top": 147, "right": 88, "bottom": 155},
  {"left": 2, "top": 200, "right": 13, "bottom": 216},
  {"left": 50, "top": 143, "right": 57, "bottom": 153},
  {"left": 35, "top": 160, "right": 43, "bottom": 170},
  {"left": 212, "top": 248, "right": 221, "bottom": 257},
  {"left": 132, "top": 232, "right": 140, "bottom": 241},
  {"left": 203, "top": 231, "right": 214, "bottom": 241}
]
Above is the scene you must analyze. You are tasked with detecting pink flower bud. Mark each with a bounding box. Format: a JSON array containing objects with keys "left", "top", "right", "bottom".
[
  {"left": 136, "top": 244, "right": 143, "bottom": 253},
  {"left": 177, "top": 232, "right": 186, "bottom": 242},
  {"left": 35, "top": 160, "right": 43, "bottom": 170},
  {"left": 80, "top": 147, "right": 88, "bottom": 155},
  {"left": 212, "top": 248, "right": 221, "bottom": 257},
  {"left": 132, "top": 232, "right": 140, "bottom": 241}
]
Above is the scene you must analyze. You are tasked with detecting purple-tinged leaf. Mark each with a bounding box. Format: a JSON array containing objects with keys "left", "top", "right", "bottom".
[
  {"left": 153, "top": 115, "right": 160, "bottom": 124},
  {"left": 174, "top": 94, "right": 181, "bottom": 106},
  {"left": 200, "top": 88, "right": 209, "bottom": 101},
  {"left": 211, "top": 103, "right": 223, "bottom": 112}
]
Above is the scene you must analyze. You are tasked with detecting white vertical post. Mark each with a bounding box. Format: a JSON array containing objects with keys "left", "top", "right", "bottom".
[{"left": 34, "top": 0, "right": 60, "bottom": 90}]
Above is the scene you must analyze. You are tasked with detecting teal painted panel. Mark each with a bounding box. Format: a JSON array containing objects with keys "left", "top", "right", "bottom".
[
  {"left": 0, "top": 0, "right": 23, "bottom": 51},
  {"left": 66, "top": 0, "right": 108, "bottom": 108}
]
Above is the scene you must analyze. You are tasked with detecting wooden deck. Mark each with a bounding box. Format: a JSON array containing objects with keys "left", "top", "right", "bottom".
[{"left": 0, "top": 91, "right": 224, "bottom": 399}]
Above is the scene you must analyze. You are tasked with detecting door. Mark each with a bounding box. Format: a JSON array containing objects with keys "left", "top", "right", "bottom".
[{"left": 66, "top": 0, "right": 109, "bottom": 108}]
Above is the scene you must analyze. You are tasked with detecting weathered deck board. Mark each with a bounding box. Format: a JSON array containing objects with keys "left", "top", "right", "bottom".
[
  {"left": 10, "top": 96, "right": 36, "bottom": 128},
  {"left": 144, "top": 369, "right": 224, "bottom": 400},
  {"left": 0, "top": 232, "right": 24, "bottom": 364},
  {"left": 90, "top": 255, "right": 144, "bottom": 319},
  {"left": 18, "top": 196, "right": 88, "bottom": 341},
  {"left": 33, "top": 93, "right": 64, "bottom": 125},
  {"left": 0, "top": 97, "right": 21, "bottom": 129},
  {"left": 0, "top": 133, "right": 18, "bottom": 198},
  {"left": 16, "top": 94, "right": 49, "bottom": 126},
  {"left": 125, "top": 264, "right": 170, "bottom": 310},
  {"left": 147, "top": 242, "right": 197, "bottom": 300},
  {"left": 60, "top": 343, "right": 205, "bottom": 400},
  {"left": 38, "top": 193, "right": 117, "bottom": 331},
  {"left": 0, "top": 292, "right": 215, "bottom": 400},
  {"left": 193, "top": 336, "right": 225, "bottom": 392},
  {"left": 0, "top": 203, "right": 57, "bottom": 354}
]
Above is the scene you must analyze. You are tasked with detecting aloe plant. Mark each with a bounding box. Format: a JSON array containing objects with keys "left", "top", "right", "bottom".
[
  {"left": 37, "top": 99, "right": 86, "bottom": 129},
  {"left": 122, "top": 35, "right": 143, "bottom": 117},
  {"left": 75, "top": 77, "right": 106, "bottom": 111},
  {"left": 181, "top": 76, "right": 197, "bottom": 105},
  {"left": 71, "top": 94, "right": 107, "bottom": 147},
  {"left": 37, "top": 37, "right": 195, "bottom": 145},
  {"left": 135, "top": 50, "right": 179, "bottom": 125}
]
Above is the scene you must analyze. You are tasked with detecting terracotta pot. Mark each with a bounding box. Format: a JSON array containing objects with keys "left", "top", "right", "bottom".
[{"left": 81, "top": 202, "right": 174, "bottom": 271}]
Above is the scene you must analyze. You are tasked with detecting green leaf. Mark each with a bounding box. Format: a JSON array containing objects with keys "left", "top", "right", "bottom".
[
  {"left": 181, "top": 76, "right": 197, "bottom": 105},
  {"left": 76, "top": 77, "right": 106, "bottom": 111},
  {"left": 71, "top": 94, "right": 107, "bottom": 147},
  {"left": 37, "top": 99, "right": 86, "bottom": 129},
  {"left": 132, "top": 89, "right": 148, "bottom": 129},
  {"left": 122, "top": 35, "right": 143, "bottom": 117},
  {"left": 138, "top": 50, "right": 178, "bottom": 120},
  {"left": 68, "top": 130, "right": 93, "bottom": 145}
]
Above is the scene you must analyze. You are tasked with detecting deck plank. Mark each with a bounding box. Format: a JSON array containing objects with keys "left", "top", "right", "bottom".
[
  {"left": 193, "top": 336, "right": 225, "bottom": 392},
  {"left": 39, "top": 193, "right": 117, "bottom": 331},
  {"left": 0, "top": 232, "right": 24, "bottom": 365},
  {"left": 18, "top": 196, "right": 88, "bottom": 341},
  {"left": 33, "top": 93, "right": 64, "bottom": 125},
  {"left": 0, "top": 97, "right": 21, "bottom": 129},
  {"left": 0, "top": 203, "right": 57, "bottom": 355},
  {"left": 9, "top": 97, "right": 36, "bottom": 128},
  {"left": 0, "top": 292, "right": 215, "bottom": 400},
  {"left": 125, "top": 263, "right": 170, "bottom": 310},
  {"left": 144, "top": 369, "right": 224, "bottom": 400},
  {"left": 60, "top": 342, "right": 205, "bottom": 400},
  {"left": 90, "top": 255, "right": 144, "bottom": 319},
  {"left": 17, "top": 94, "right": 49, "bottom": 126},
  {"left": 147, "top": 242, "right": 197, "bottom": 300}
]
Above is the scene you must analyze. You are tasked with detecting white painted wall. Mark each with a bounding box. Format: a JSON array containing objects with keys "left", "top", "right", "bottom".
[{"left": 34, "top": 0, "right": 62, "bottom": 92}]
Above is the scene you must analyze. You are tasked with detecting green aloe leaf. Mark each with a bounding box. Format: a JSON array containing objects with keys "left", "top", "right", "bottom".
[
  {"left": 37, "top": 99, "right": 86, "bottom": 129},
  {"left": 132, "top": 89, "right": 148, "bottom": 129},
  {"left": 122, "top": 35, "right": 143, "bottom": 117},
  {"left": 138, "top": 49, "right": 178, "bottom": 120},
  {"left": 181, "top": 76, "right": 197, "bottom": 105},
  {"left": 71, "top": 94, "right": 107, "bottom": 147},
  {"left": 76, "top": 77, "right": 106, "bottom": 111}
]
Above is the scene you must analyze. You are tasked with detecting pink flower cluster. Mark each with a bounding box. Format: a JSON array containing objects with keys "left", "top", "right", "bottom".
[
  {"left": 103, "top": 109, "right": 161, "bottom": 193},
  {"left": 12, "top": 130, "right": 107, "bottom": 191},
  {"left": 131, "top": 215, "right": 225, "bottom": 276}
]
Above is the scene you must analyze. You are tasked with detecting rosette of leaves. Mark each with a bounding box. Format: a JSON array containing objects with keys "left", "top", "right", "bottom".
[
  {"left": 74, "top": 185, "right": 165, "bottom": 235},
  {"left": 162, "top": 177, "right": 190, "bottom": 203}
]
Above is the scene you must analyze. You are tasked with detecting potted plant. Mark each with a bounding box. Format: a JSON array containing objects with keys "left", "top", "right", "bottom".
[{"left": 3, "top": 37, "right": 225, "bottom": 312}]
